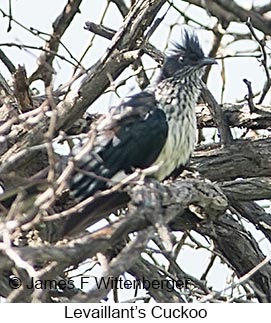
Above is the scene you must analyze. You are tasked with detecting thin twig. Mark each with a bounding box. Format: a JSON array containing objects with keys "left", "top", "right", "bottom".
[
  {"left": 246, "top": 17, "right": 271, "bottom": 104},
  {"left": 243, "top": 78, "right": 257, "bottom": 113},
  {"left": 0, "top": 48, "right": 16, "bottom": 74}
]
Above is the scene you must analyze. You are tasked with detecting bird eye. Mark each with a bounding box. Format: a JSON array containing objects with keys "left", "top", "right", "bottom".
[{"left": 178, "top": 56, "right": 184, "bottom": 62}]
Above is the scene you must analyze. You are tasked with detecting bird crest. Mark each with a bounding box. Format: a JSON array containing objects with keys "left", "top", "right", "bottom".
[{"left": 170, "top": 28, "right": 204, "bottom": 61}]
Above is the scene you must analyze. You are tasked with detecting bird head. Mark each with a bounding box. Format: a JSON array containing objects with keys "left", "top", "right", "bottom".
[{"left": 159, "top": 29, "right": 217, "bottom": 80}]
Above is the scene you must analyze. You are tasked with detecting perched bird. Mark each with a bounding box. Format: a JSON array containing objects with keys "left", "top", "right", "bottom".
[{"left": 64, "top": 29, "right": 216, "bottom": 234}]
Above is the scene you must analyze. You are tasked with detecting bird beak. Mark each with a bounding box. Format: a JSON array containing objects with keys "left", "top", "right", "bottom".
[{"left": 200, "top": 57, "right": 217, "bottom": 67}]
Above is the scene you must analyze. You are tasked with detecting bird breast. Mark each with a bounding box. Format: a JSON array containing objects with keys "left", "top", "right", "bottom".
[{"left": 152, "top": 78, "right": 199, "bottom": 181}]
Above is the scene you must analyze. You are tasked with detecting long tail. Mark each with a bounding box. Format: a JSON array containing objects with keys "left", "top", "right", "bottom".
[
  {"left": 70, "top": 141, "right": 125, "bottom": 201},
  {"left": 70, "top": 155, "right": 111, "bottom": 201},
  {"left": 63, "top": 143, "right": 128, "bottom": 235},
  {"left": 62, "top": 191, "right": 129, "bottom": 236}
]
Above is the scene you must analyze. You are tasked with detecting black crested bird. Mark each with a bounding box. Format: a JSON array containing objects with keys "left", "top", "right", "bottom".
[{"left": 64, "top": 29, "right": 216, "bottom": 235}]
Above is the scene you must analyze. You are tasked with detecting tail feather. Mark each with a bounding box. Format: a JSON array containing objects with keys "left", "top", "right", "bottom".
[
  {"left": 62, "top": 191, "right": 130, "bottom": 236},
  {"left": 70, "top": 159, "right": 115, "bottom": 201},
  {"left": 70, "top": 142, "right": 127, "bottom": 201}
]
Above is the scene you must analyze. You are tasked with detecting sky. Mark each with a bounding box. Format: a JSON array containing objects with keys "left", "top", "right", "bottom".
[
  {"left": 1, "top": 0, "right": 270, "bottom": 108},
  {"left": 0, "top": 0, "right": 271, "bottom": 301}
]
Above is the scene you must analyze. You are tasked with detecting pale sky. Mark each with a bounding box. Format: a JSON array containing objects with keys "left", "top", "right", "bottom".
[{"left": 1, "top": 0, "right": 270, "bottom": 107}]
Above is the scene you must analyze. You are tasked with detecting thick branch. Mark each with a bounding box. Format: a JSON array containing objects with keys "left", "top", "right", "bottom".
[
  {"left": 220, "top": 177, "right": 271, "bottom": 201},
  {"left": 184, "top": 0, "right": 271, "bottom": 35},
  {"left": 230, "top": 200, "right": 271, "bottom": 243},
  {"left": 214, "top": 0, "right": 271, "bottom": 36},
  {"left": 196, "top": 103, "right": 271, "bottom": 130},
  {"left": 201, "top": 84, "right": 233, "bottom": 145},
  {"left": 192, "top": 137, "right": 271, "bottom": 181}
]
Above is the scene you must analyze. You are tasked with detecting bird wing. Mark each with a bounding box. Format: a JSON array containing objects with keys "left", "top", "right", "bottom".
[{"left": 70, "top": 91, "right": 168, "bottom": 201}]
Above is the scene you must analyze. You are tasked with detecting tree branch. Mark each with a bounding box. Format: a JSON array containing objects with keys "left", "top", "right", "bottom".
[
  {"left": 196, "top": 103, "right": 271, "bottom": 130},
  {"left": 192, "top": 137, "right": 271, "bottom": 181},
  {"left": 29, "top": 0, "right": 83, "bottom": 86}
]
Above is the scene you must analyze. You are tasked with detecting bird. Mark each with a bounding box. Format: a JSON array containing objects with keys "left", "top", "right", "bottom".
[{"left": 63, "top": 29, "right": 216, "bottom": 235}]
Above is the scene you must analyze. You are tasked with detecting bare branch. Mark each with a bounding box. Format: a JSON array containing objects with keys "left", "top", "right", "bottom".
[
  {"left": 196, "top": 103, "right": 271, "bottom": 130},
  {"left": 200, "top": 83, "right": 233, "bottom": 145},
  {"left": 192, "top": 137, "right": 271, "bottom": 181},
  {"left": 29, "top": 0, "right": 83, "bottom": 85},
  {"left": 0, "top": 48, "right": 16, "bottom": 74},
  {"left": 243, "top": 78, "right": 257, "bottom": 113}
]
